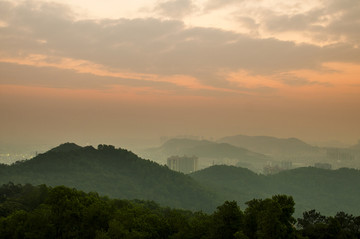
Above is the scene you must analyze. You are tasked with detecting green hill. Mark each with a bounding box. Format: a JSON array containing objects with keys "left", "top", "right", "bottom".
[
  {"left": 190, "top": 165, "right": 360, "bottom": 216},
  {"left": 269, "top": 167, "right": 360, "bottom": 215},
  {"left": 190, "top": 165, "right": 269, "bottom": 204},
  {"left": 0, "top": 143, "right": 217, "bottom": 211}
]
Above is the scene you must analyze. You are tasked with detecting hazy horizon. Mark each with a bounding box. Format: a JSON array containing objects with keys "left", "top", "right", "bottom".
[{"left": 1, "top": 132, "right": 358, "bottom": 161}]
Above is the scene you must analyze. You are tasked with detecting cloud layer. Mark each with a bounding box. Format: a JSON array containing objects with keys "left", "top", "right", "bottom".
[{"left": 1, "top": 0, "right": 359, "bottom": 92}]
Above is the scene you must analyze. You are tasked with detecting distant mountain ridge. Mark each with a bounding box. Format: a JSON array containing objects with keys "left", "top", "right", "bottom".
[
  {"left": 218, "top": 134, "right": 319, "bottom": 156},
  {"left": 0, "top": 143, "right": 217, "bottom": 211},
  {"left": 142, "top": 138, "right": 272, "bottom": 172}
]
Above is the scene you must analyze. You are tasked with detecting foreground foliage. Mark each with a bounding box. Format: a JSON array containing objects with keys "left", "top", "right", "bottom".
[{"left": 0, "top": 183, "right": 359, "bottom": 239}]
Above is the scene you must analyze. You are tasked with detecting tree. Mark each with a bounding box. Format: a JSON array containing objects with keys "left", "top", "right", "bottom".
[
  {"left": 244, "top": 195, "right": 296, "bottom": 239},
  {"left": 211, "top": 201, "right": 244, "bottom": 239},
  {"left": 46, "top": 186, "right": 86, "bottom": 238}
]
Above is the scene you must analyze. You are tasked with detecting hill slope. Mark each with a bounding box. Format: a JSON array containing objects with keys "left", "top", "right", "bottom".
[
  {"left": 190, "top": 165, "right": 360, "bottom": 216},
  {"left": 0, "top": 143, "right": 217, "bottom": 211}
]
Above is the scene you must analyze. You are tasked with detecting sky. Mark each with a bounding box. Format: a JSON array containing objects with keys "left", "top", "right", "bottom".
[{"left": 1, "top": 0, "right": 360, "bottom": 150}]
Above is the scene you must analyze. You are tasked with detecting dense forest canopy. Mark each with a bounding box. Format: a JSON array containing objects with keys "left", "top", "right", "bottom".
[{"left": 1, "top": 183, "right": 359, "bottom": 239}]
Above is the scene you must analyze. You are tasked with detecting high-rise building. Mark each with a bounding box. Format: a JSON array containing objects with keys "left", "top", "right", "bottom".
[{"left": 167, "top": 155, "right": 198, "bottom": 174}]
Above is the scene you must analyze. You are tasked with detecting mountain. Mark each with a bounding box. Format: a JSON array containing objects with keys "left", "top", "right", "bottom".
[
  {"left": 48, "top": 142, "right": 83, "bottom": 152},
  {"left": 218, "top": 134, "right": 318, "bottom": 155},
  {"left": 269, "top": 167, "right": 360, "bottom": 215},
  {"left": 0, "top": 143, "right": 217, "bottom": 211},
  {"left": 190, "top": 165, "right": 360, "bottom": 217},
  {"left": 217, "top": 134, "right": 326, "bottom": 168},
  {"left": 141, "top": 138, "right": 272, "bottom": 172},
  {"left": 190, "top": 165, "right": 269, "bottom": 204}
]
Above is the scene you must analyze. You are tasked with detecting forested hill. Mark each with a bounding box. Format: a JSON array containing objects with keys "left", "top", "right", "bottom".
[
  {"left": 0, "top": 143, "right": 217, "bottom": 211},
  {"left": 190, "top": 165, "right": 360, "bottom": 217}
]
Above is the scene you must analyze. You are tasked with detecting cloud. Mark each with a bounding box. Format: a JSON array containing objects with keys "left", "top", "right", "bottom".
[
  {"left": 262, "top": 9, "right": 323, "bottom": 32},
  {"left": 0, "top": 62, "right": 179, "bottom": 91},
  {"left": 3, "top": 61, "right": 270, "bottom": 98},
  {"left": 154, "top": 0, "right": 197, "bottom": 18},
  {"left": 260, "top": 0, "right": 360, "bottom": 46},
  {"left": 277, "top": 73, "right": 331, "bottom": 87},
  {"left": 236, "top": 16, "right": 260, "bottom": 34},
  {"left": 204, "top": 0, "right": 243, "bottom": 11},
  {"left": 1, "top": 0, "right": 359, "bottom": 91}
]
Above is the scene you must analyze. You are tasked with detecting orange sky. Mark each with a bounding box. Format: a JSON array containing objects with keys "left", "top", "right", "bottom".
[{"left": 1, "top": 0, "right": 360, "bottom": 149}]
